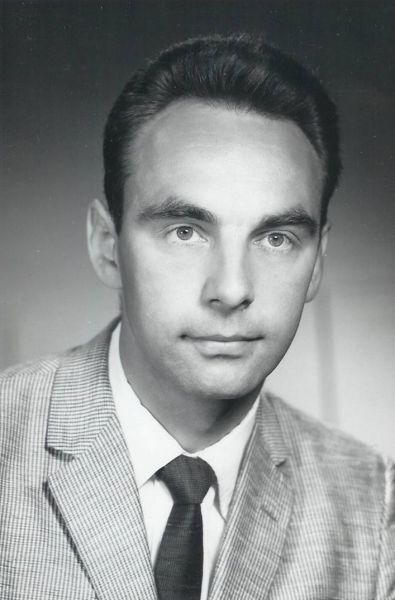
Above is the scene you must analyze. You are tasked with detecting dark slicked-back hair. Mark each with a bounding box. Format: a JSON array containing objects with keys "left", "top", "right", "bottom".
[{"left": 104, "top": 34, "right": 341, "bottom": 232}]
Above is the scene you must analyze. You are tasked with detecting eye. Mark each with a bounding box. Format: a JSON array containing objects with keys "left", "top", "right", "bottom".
[
  {"left": 255, "top": 231, "right": 293, "bottom": 252},
  {"left": 267, "top": 233, "right": 288, "bottom": 247},
  {"left": 166, "top": 225, "right": 207, "bottom": 245},
  {"left": 176, "top": 226, "right": 194, "bottom": 241}
]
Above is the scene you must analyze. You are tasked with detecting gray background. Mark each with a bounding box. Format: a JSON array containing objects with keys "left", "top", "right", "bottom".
[{"left": 1, "top": 1, "right": 394, "bottom": 456}]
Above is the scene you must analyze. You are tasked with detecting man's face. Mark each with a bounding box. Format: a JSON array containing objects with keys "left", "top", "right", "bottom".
[{"left": 115, "top": 101, "right": 327, "bottom": 401}]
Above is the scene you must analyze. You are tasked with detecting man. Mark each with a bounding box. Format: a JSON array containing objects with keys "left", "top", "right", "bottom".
[{"left": 1, "top": 34, "right": 394, "bottom": 600}]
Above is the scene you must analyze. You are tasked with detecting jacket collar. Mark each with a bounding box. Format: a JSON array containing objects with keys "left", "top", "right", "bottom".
[{"left": 46, "top": 319, "right": 118, "bottom": 455}]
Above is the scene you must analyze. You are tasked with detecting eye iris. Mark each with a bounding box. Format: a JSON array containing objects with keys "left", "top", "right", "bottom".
[
  {"left": 268, "top": 233, "right": 284, "bottom": 247},
  {"left": 176, "top": 226, "right": 193, "bottom": 240}
]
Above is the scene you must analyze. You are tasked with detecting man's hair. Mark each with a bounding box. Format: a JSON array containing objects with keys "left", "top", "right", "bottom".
[{"left": 104, "top": 33, "right": 341, "bottom": 233}]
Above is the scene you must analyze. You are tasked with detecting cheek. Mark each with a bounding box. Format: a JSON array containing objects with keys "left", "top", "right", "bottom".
[
  {"left": 255, "top": 261, "right": 315, "bottom": 331},
  {"left": 119, "top": 241, "right": 201, "bottom": 326}
]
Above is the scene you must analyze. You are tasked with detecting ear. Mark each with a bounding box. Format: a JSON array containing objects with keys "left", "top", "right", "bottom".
[
  {"left": 305, "top": 221, "right": 330, "bottom": 303},
  {"left": 87, "top": 199, "right": 122, "bottom": 290}
]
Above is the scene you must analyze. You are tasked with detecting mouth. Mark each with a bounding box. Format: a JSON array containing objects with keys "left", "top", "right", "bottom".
[
  {"left": 184, "top": 332, "right": 262, "bottom": 341},
  {"left": 182, "top": 334, "right": 262, "bottom": 357}
]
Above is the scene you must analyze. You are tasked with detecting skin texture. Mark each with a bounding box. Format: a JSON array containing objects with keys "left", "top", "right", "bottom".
[{"left": 88, "top": 100, "right": 329, "bottom": 450}]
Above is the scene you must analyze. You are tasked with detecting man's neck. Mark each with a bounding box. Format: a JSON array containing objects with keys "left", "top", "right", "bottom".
[
  {"left": 118, "top": 327, "right": 261, "bottom": 453},
  {"left": 142, "top": 391, "right": 259, "bottom": 453}
]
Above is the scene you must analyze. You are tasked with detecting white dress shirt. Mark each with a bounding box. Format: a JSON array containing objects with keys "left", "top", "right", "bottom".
[{"left": 108, "top": 324, "right": 259, "bottom": 600}]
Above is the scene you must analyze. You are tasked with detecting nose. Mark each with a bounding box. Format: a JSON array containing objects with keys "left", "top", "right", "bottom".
[{"left": 201, "top": 244, "right": 254, "bottom": 313}]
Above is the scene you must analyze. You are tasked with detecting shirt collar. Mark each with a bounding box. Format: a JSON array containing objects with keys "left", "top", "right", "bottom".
[{"left": 109, "top": 323, "right": 259, "bottom": 519}]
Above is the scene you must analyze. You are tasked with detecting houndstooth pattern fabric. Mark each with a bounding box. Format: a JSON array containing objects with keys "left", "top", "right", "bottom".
[{"left": 1, "top": 320, "right": 394, "bottom": 600}]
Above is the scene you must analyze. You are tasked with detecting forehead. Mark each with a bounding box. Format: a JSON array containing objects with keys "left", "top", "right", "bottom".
[{"left": 125, "top": 100, "right": 323, "bottom": 220}]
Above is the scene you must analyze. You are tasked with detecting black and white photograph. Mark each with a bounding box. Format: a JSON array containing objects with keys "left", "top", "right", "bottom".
[{"left": 1, "top": 1, "right": 394, "bottom": 598}]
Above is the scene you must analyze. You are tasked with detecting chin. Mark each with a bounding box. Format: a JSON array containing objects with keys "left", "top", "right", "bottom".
[{"left": 185, "top": 367, "right": 265, "bottom": 401}]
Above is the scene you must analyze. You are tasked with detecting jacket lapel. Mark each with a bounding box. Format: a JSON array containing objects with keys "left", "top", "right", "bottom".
[
  {"left": 46, "top": 323, "right": 157, "bottom": 600},
  {"left": 209, "top": 394, "right": 294, "bottom": 600}
]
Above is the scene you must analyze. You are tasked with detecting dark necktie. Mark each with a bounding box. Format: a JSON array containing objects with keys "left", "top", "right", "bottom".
[{"left": 154, "top": 455, "right": 216, "bottom": 600}]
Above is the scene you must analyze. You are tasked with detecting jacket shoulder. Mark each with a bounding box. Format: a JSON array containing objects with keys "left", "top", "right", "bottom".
[
  {"left": 0, "top": 355, "right": 62, "bottom": 447},
  {"left": 266, "top": 392, "right": 391, "bottom": 516},
  {"left": 267, "top": 391, "right": 387, "bottom": 465},
  {"left": 0, "top": 354, "right": 61, "bottom": 382},
  {"left": 0, "top": 353, "right": 64, "bottom": 401},
  {"left": 0, "top": 322, "right": 115, "bottom": 460},
  {"left": 0, "top": 322, "right": 111, "bottom": 401}
]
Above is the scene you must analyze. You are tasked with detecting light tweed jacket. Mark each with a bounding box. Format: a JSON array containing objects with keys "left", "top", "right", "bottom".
[{"left": 1, "top": 323, "right": 394, "bottom": 600}]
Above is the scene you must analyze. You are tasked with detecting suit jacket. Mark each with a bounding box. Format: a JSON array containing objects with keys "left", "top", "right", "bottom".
[{"left": 1, "top": 322, "right": 394, "bottom": 600}]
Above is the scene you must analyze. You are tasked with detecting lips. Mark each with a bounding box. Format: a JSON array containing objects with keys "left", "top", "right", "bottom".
[
  {"left": 183, "top": 333, "right": 262, "bottom": 357},
  {"left": 185, "top": 334, "right": 262, "bottom": 342}
]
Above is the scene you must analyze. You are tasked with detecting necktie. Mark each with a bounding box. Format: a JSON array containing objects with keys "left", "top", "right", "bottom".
[{"left": 154, "top": 455, "right": 216, "bottom": 600}]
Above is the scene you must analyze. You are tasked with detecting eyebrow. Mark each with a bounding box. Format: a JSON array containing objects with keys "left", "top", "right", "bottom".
[
  {"left": 137, "top": 195, "right": 318, "bottom": 236},
  {"left": 252, "top": 206, "right": 318, "bottom": 236},
  {"left": 137, "top": 196, "right": 218, "bottom": 225}
]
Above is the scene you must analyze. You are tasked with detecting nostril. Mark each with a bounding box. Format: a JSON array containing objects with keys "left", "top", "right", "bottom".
[
  {"left": 208, "top": 295, "right": 252, "bottom": 312},
  {"left": 240, "top": 298, "right": 252, "bottom": 310}
]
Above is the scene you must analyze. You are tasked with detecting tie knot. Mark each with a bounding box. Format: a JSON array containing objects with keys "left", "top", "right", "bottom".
[{"left": 157, "top": 455, "right": 216, "bottom": 504}]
